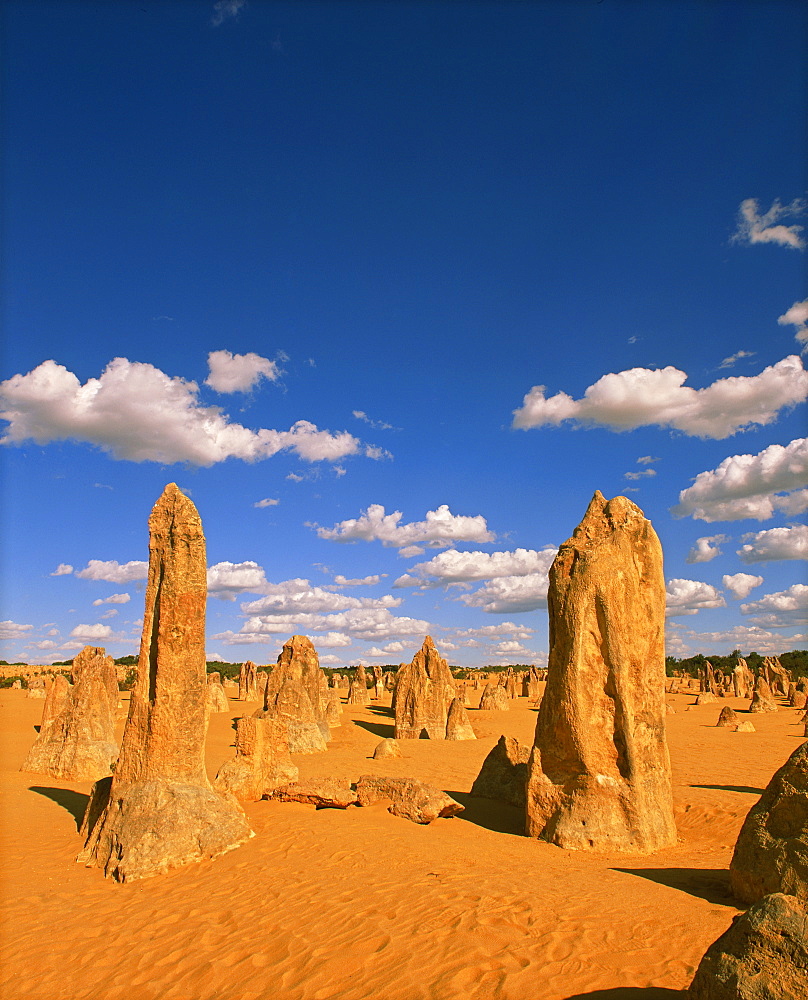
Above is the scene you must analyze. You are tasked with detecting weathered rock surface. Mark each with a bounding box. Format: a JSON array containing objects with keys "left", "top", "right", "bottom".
[
  {"left": 733, "top": 657, "right": 756, "bottom": 699},
  {"left": 26, "top": 677, "right": 46, "bottom": 699},
  {"left": 355, "top": 775, "right": 464, "bottom": 824},
  {"left": 749, "top": 676, "right": 779, "bottom": 713},
  {"left": 445, "top": 697, "right": 476, "bottom": 740},
  {"left": 255, "top": 636, "right": 330, "bottom": 752},
  {"left": 735, "top": 720, "right": 756, "bottom": 733},
  {"left": 716, "top": 706, "right": 739, "bottom": 729},
  {"left": 206, "top": 672, "right": 230, "bottom": 713},
  {"left": 77, "top": 484, "right": 252, "bottom": 882},
  {"left": 525, "top": 492, "right": 676, "bottom": 852},
  {"left": 238, "top": 661, "right": 260, "bottom": 702},
  {"left": 730, "top": 741, "right": 808, "bottom": 906},
  {"left": 470, "top": 735, "right": 531, "bottom": 808},
  {"left": 479, "top": 685, "right": 510, "bottom": 711},
  {"left": 214, "top": 716, "right": 297, "bottom": 801},
  {"left": 21, "top": 648, "right": 119, "bottom": 781},
  {"left": 268, "top": 779, "right": 358, "bottom": 809},
  {"left": 393, "top": 636, "right": 456, "bottom": 740},
  {"left": 688, "top": 893, "right": 808, "bottom": 999},
  {"left": 346, "top": 664, "right": 371, "bottom": 706},
  {"left": 372, "top": 738, "right": 402, "bottom": 759}
]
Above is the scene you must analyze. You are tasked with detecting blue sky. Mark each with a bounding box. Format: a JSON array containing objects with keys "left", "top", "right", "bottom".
[{"left": 1, "top": 0, "right": 806, "bottom": 668}]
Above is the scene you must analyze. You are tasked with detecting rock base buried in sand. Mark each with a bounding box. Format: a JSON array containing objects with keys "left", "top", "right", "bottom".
[
  {"left": 77, "top": 777, "right": 254, "bottom": 883},
  {"left": 479, "top": 685, "right": 510, "bottom": 711},
  {"left": 735, "top": 720, "right": 756, "bottom": 733},
  {"left": 730, "top": 741, "right": 808, "bottom": 906},
  {"left": 470, "top": 735, "right": 531, "bottom": 809},
  {"left": 716, "top": 706, "right": 739, "bottom": 728},
  {"left": 688, "top": 893, "right": 808, "bottom": 999},
  {"left": 268, "top": 779, "right": 358, "bottom": 809},
  {"left": 214, "top": 716, "right": 298, "bottom": 802},
  {"left": 372, "top": 738, "right": 402, "bottom": 759},
  {"left": 445, "top": 697, "right": 476, "bottom": 740},
  {"left": 355, "top": 776, "right": 464, "bottom": 824}
]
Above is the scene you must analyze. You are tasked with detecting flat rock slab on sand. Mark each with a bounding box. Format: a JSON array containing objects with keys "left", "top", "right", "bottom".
[{"left": 355, "top": 775, "right": 464, "bottom": 824}]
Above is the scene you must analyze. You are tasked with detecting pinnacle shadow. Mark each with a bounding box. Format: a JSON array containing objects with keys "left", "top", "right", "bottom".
[
  {"left": 611, "top": 866, "right": 734, "bottom": 906},
  {"left": 445, "top": 790, "right": 525, "bottom": 837},
  {"left": 561, "top": 989, "right": 686, "bottom": 999},
  {"left": 690, "top": 783, "right": 764, "bottom": 795},
  {"left": 29, "top": 785, "right": 89, "bottom": 831},
  {"left": 352, "top": 719, "right": 395, "bottom": 739}
]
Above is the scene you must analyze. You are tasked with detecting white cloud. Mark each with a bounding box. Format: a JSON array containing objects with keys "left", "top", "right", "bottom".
[
  {"left": 316, "top": 503, "right": 495, "bottom": 550},
  {"left": 449, "top": 622, "right": 536, "bottom": 643},
  {"left": 394, "top": 547, "right": 557, "bottom": 589},
  {"left": 27, "top": 639, "right": 59, "bottom": 651},
  {"left": 365, "top": 641, "right": 407, "bottom": 657},
  {"left": 211, "top": 0, "right": 247, "bottom": 27},
  {"left": 459, "top": 574, "right": 550, "bottom": 614},
  {"left": 0, "top": 620, "right": 33, "bottom": 641},
  {"left": 666, "top": 623, "right": 805, "bottom": 657},
  {"left": 204, "top": 350, "right": 281, "bottom": 393},
  {"left": 624, "top": 469, "right": 656, "bottom": 480},
  {"left": 741, "top": 584, "right": 808, "bottom": 628},
  {"left": 253, "top": 497, "right": 280, "bottom": 508},
  {"left": 241, "top": 579, "right": 401, "bottom": 616},
  {"left": 68, "top": 623, "right": 117, "bottom": 640},
  {"left": 51, "top": 563, "right": 74, "bottom": 576},
  {"left": 778, "top": 299, "right": 808, "bottom": 347},
  {"left": 0, "top": 358, "right": 363, "bottom": 466},
  {"left": 333, "top": 574, "right": 385, "bottom": 586},
  {"left": 665, "top": 579, "right": 726, "bottom": 617},
  {"left": 685, "top": 534, "right": 729, "bottom": 564},
  {"left": 352, "top": 410, "right": 394, "bottom": 431},
  {"left": 512, "top": 355, "right": 808, "bottom": 439},
  {"left": 731, "top": 197, "right": 806, "bottom": 250},
  {"left": 738, "top": 523, "right": 808, "bottom": 563},
  {"left": 673, "top": 438, "right": 808, "bottom": 522},
  {"left": 363, "top": 445, "right": 393, "bottom": 461},
  {"left": 637, "top": 455, "right": 660, "bottom": 465},
  {"left": 315, "top": 632, "right": 353, "bottom": 648},
  {"left": 207, "top": 561, "right": 270, "bottom": 601},
  {"left": 722, "top": 573, "right": 764, "bottom": 600},
  {"left": 91, "top": 593, "right": 131, "bottom": 606},
  {"left": 719, "top": 350, "right": 755, "bottom": 369},
  {"left": 214, "top": 607, "right": 433, "bottom": 645},
  {"left": 75, "top": 559, "right": 148, "bottom": 583}
]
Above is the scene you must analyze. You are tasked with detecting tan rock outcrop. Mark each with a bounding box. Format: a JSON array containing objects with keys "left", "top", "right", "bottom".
[
  {"left": 445, "top": 697, "right": 476, "bottom": 740},
  {"left": 214, "top": 716, "right": 297, "bottom": 801},
  {"left": 268, "top": 779, "right": 357, "bottom": 809},
  {"left": 688, "top": 893, "right": 808, "bottom": 999},
  {"left": 254, "top": 636, "right": 330, "bottom": 753},
  {"left": 77, "top": 484, "right": 252, "bottom": 882},
  {"left": 238, "top": 661, "right": 260, "bottom": 701},
  {"left": 21, "top": 648, "right": 118, "bottom": 782},
  {"left": 525, "top": 492, "right": 676, "bottom": 852},
  {"left": 26, "top": 677, "right": 46, "bottom": 699},
  {"left": 735, "top": 720, "right": 756, "bottom": 733},
  {"left": 393, "top": 636, "right": 456, "bottom": 739},
  {"left": 355, "top": 775, "right": 464, "bottom": 824},
  {"left": 733, "top": 657, "right": 755, "bottom": 699},
  {"left": 346, "top": 664, "right": 370, "bottom": 705},
  {"left": 716, "top": 706, "right": 739, "bottom": 729},
  {"left": 749, "top": 675, "right": 778, "bottom": 713},
  {"left": 479, "top": 684, "right": 510, "bottom": 711},
  {"left": 372, "top": 738, "right": 402, "bottom": 759},
  {"left": 206, "top": 672, "right": 230, "bottom": 713},
  {"left": 470, "top": 735, "right": 531, "bottom": 808},
  {"left": 730, "top": 741, "right": 808, "bottom": 906}
]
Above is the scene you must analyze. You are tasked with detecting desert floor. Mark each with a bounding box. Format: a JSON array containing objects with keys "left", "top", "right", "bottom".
[{"left": 1, "top": 685, "right": 804, "bottom": 1000}]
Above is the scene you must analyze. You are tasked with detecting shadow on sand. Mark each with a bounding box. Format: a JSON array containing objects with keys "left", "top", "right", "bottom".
[
  {"left": 352, "top": 719, "right": 395, "bottom": 739},
  {"left": 29, "top": 785, "right": 89, "bottom": 831},
  {"left": 612, "top": 866, "right": 734, "bottom": 906},
  {"left": 445, "top": 791, "right": 525, "bottom": 837},
  {"left": 691, "top": 783, "right": 763, "bottom": 795},
  {"left": 561, "top": 989, "right": 686, "bottom": 999}
]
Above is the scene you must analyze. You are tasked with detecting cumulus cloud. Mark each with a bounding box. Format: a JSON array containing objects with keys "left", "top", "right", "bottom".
[
  {"left": 722, "top": 573, "right": 764, "bottom": 600},
  {"left": 68, "top": 623, "right": 117, "bottom": 640},
  {"left": 91, "top": 594, "right": 131, "bottom": 606},
  {"left": 686, "top": 534, "right": 729, "bottom": 564},
  {"left": 0, "top": 358, "right": 363, "bottom": 466},
  {"left": 352, "top": 410, "right": 395, "bottom": 431},
  {"left": 241, "top": 579, "right": 401, "bottom": 616},
  {"left": 741, "top": 584, "right": 808, "bottom": 628},
  {"left": 459, "top": 574, "right": 550, "bottom": 614},
  {"left": 316, "top": 504, "right": 495, "bottom": 550},
  {"left": 731, "top": 197, "right": 806, "bottom": 250},
  {"left": 211, "top": 0, "right": 247, "bottom": 27},
  {"left": 637, "top": 456, "right": 659, "bottom": 465},
  {"left": 624, "top": 469, "right": 656, "bottom": 480},
  {"left": 665, "top": 579, "right": 726, "bottom": 617},
  {"left": 778, "top": 299, "right": 808, "bottom": 347},
  {"left": 213, "top": 607, "right": 433, "bottom": 645},
  {"left": 204, "top": 350, "right": 281, "bottom": 393},
  {"left": 666, "top": 623, "right": 804, "bottom": 657},
  {"left": 737, "top": 523, "right": 808, "bottom": 563},
  {"left": 0, "top": 620, "right": 33, "bottom": 640},
  {"left": 75, "top": 559, "right": 148, "bottom": 583},
  {"left": 333, "top": 574, "right": 385, "bottom": 586},
  {"left": 673, "top": 438, "right": 808, "bottom": 522},
  {"left": 253, "top": 498, "right": 280, "bottom": 508},
  {"left": 51, "top": 563, "right": 73, "bottom": 576},
  {"left": 512, "top": 355, "right": 808, "bottom": 438},
  {"left": 394, "top": 547, "right": 557, "bottom": 589},
  {"left": 207, "top": 561, "right": 269, "bottom": 601}
]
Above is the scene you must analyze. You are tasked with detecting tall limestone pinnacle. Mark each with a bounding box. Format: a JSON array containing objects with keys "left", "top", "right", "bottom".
[
  {"left": 525, "top": 491, "right": 677, "bottom": 852},
  {"left": 78, "top": 483, "right": 252, "bottom": 881}
]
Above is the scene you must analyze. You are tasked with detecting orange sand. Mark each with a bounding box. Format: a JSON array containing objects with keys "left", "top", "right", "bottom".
[{"left": 1, "top": 686, "right": 804, "bottom": 1000}]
